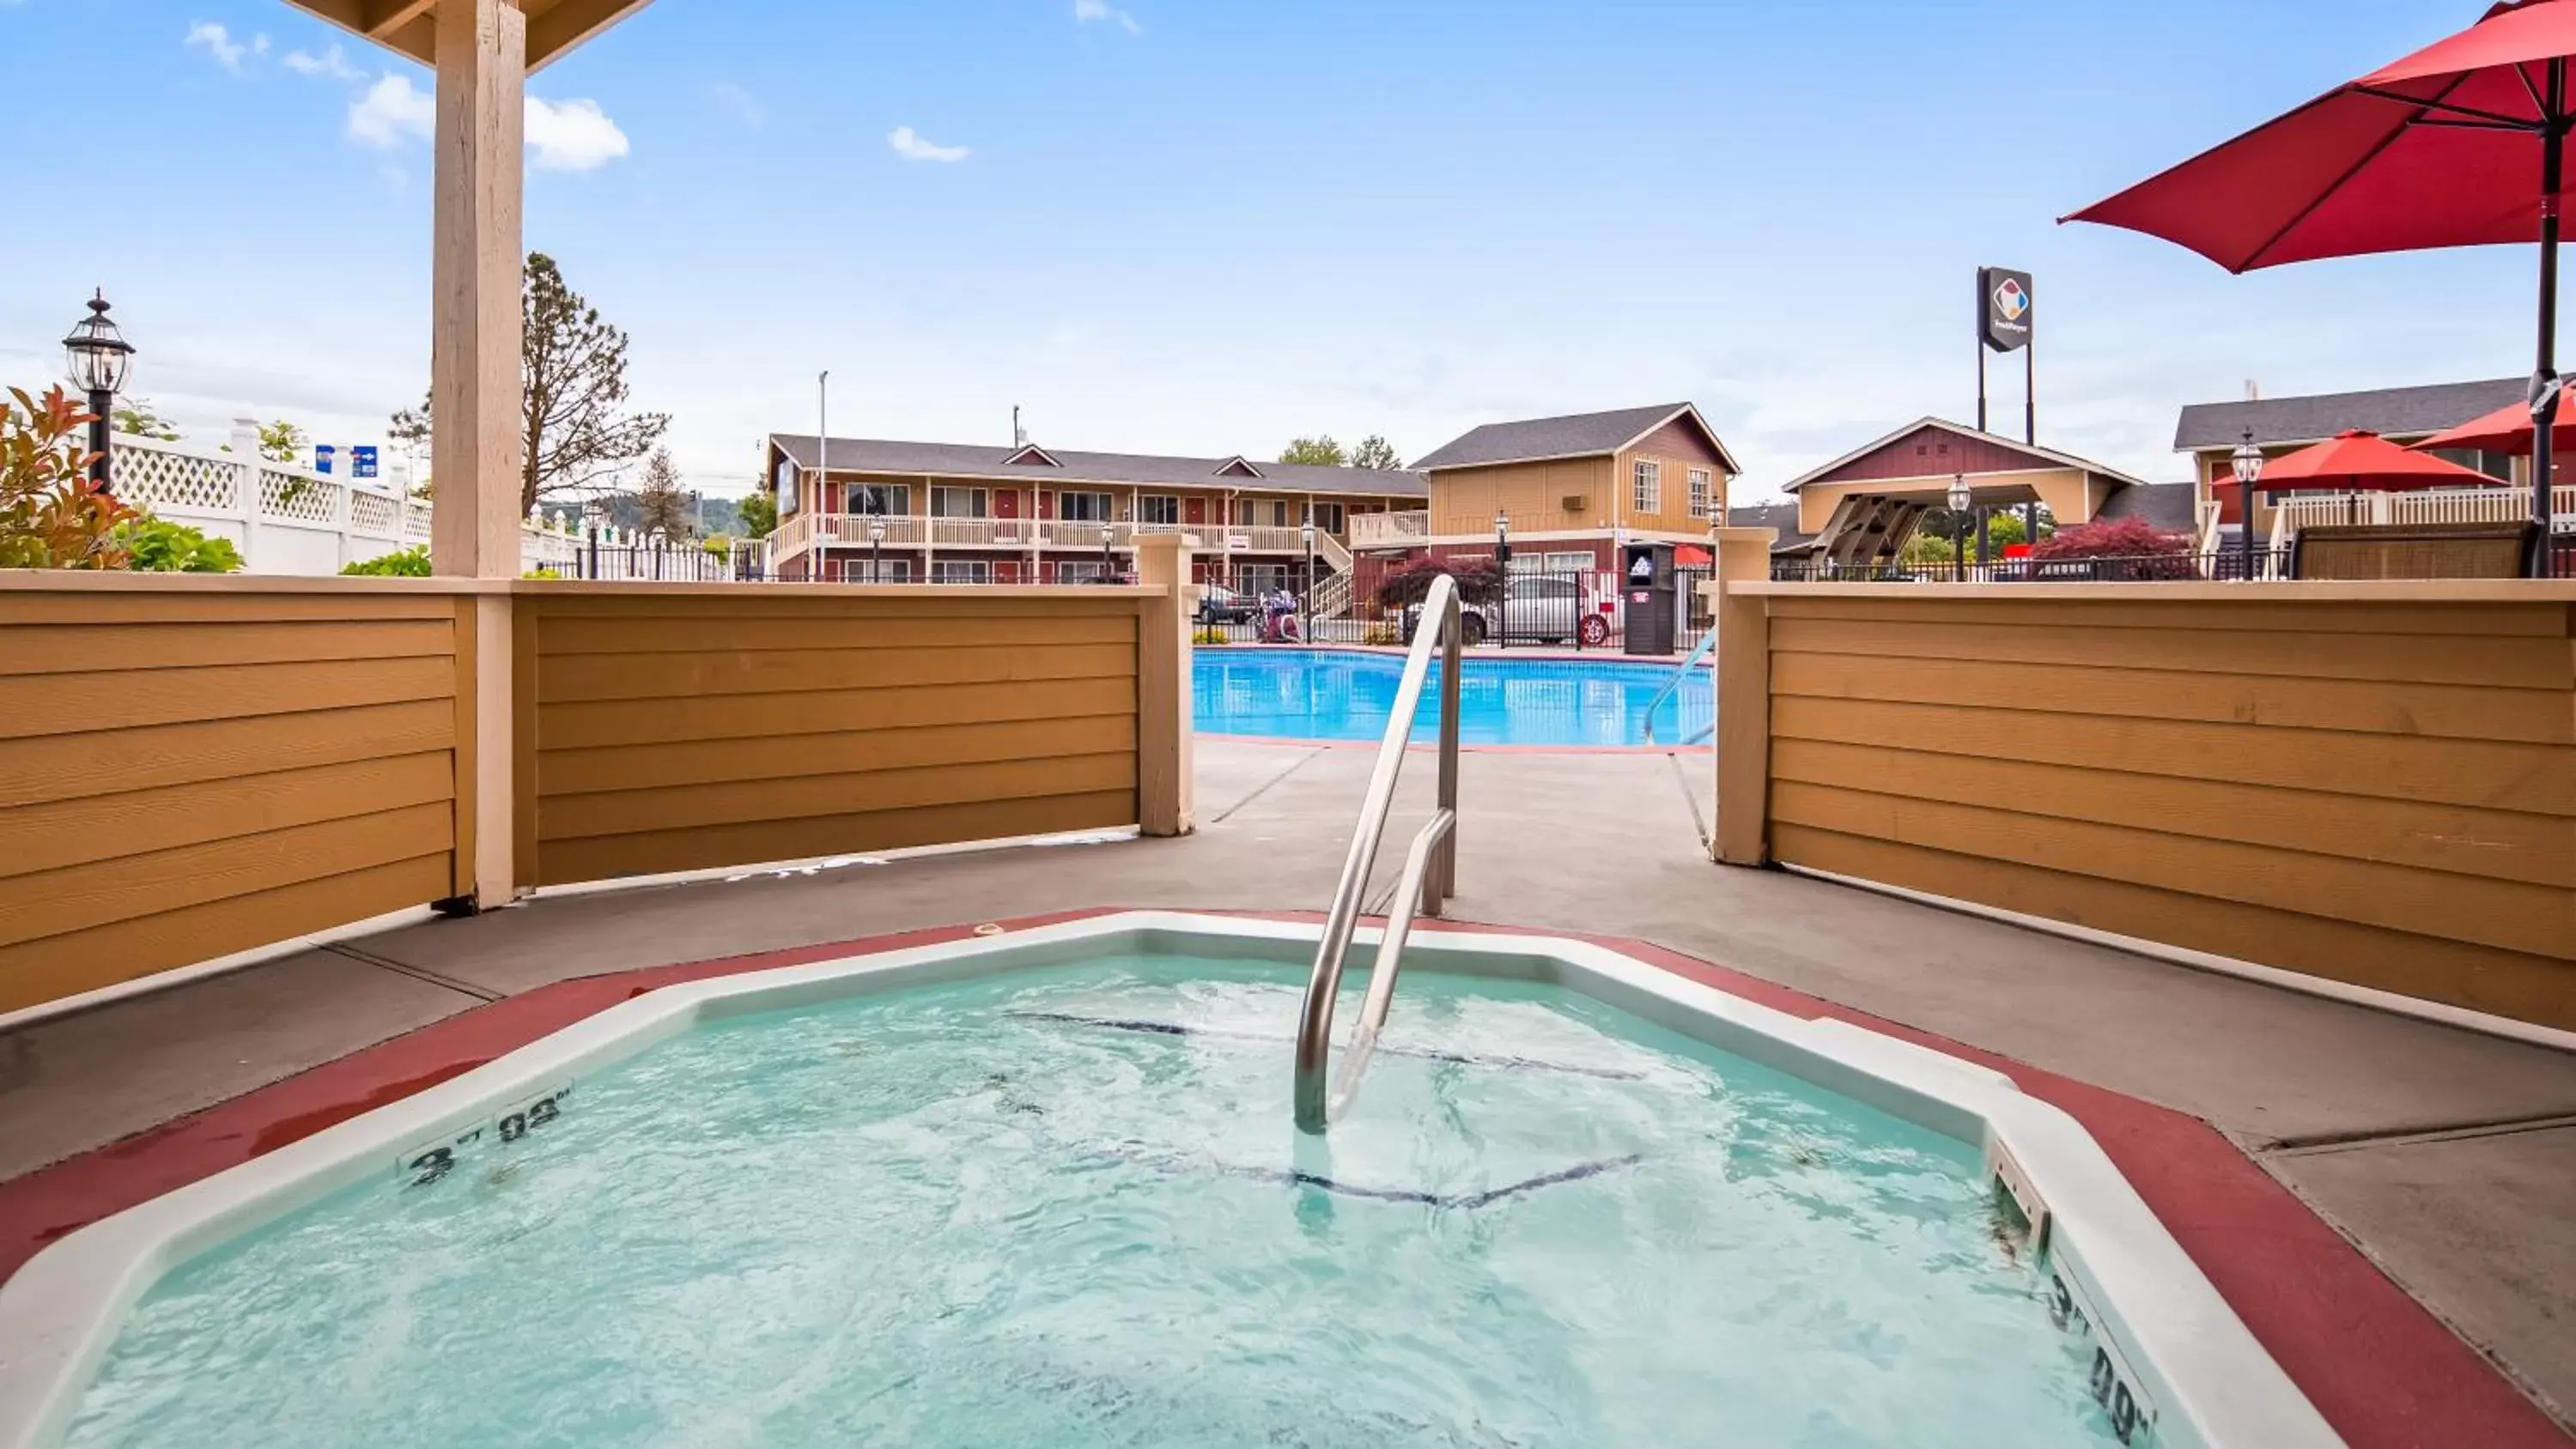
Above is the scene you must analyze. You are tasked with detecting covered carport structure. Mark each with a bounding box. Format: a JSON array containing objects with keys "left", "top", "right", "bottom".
[{"left": 1779, "top": 417, "right": 2147, "bottom": 568}]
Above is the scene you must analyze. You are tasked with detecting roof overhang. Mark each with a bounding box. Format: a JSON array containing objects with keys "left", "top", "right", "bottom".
[
  {"left": 280, "top": 0, "right": 653, "bottom": 73},
  {"left": 1417, "top": 403, "right": 1744, "bottom": 476},
  {"left": 1783, "top": 416, "right": 2149, "bottom": 493}
]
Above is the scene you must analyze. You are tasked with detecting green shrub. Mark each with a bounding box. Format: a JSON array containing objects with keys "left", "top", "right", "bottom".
[
  {"left": 114, "top": 514, "right": 244, "bottom": 573},
  {"left": 342, "top": 545, "right": 433, "bottom": 577}
]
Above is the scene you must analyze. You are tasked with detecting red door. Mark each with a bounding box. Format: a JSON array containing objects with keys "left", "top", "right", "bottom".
[
  {"left": 995, "top": 490, "right": 1021, "bottom": 518},
  {"left": 1184, "top": 497, "right": 1206, "bottom": 526}
]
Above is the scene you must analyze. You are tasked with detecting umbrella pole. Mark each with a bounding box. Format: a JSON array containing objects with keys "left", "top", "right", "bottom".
[{"left": 2534, "top": 60, "right": 2567, "bottom": 549}]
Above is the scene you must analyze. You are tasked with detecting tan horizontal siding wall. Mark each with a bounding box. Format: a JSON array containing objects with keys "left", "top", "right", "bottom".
[
  {"left": 0, "top": 589, "right": 465, "bottom": 1014},
  {"left": 1757, "top": 591, "right": 2576, "bottom": 1028},
  {"left": 1431, "top": 458, "right": 1613, "bottom": 537},
  {"left": 520, "top": 591, "right": 1145, "bottom": 887}
]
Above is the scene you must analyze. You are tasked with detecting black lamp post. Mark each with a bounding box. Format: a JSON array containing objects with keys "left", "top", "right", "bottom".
[
  {"left": 1301, "top": 515, "right": 1317, "bottom": 643},
  {"left": 2231, "top": 429, "right": 2265, "bottom": 582},
  {"left": 868, "top": 514, "right": 886, "bottom": 582},
  {"left": 1493, "top": 508, "right": 1510, "bottom": 651},
  {"left": 582, "top": 499, "right": 607, "bottom": 579},
  {"left": 1946, "top": 474, "right": 1971, "bottom": 582},
  {"left": 647, "top": 526, "right": 667, "bottom": 581},
  {"left": 62, "top": 292, "right": 135, "bottom": 494}
]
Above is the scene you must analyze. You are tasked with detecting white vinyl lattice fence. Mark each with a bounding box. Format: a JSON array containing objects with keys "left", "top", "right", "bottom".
[{"left": 106, "top": 421, "right": 581, "bottom": 576}]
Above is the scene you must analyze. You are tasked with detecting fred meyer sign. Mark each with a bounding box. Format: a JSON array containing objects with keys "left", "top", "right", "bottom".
[{"left": 1978, "top": 267, "right": 2032, "bottom": 353}]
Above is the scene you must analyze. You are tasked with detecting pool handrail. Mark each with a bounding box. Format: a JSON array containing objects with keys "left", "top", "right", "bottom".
[
  {"left": 1641, "top": 623, "right": 1718, "bottom": 747},
  {"left": 1292, "top": 572, "right": 1462, "bottom": 1134}
]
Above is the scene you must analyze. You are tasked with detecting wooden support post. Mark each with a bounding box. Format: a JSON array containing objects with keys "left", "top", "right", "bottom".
[
  {"left": 1133, "top": 532, "right": 1196, "bottom": 837},
  {"left": 430, "top": 0, "right": 527, "bottom": 908},
  {"left": 1710, "top": 527, "right": 1775, "bottom": 866}
]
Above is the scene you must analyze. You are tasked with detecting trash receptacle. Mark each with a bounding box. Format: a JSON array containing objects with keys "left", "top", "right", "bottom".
[{"left": 1622, "top": 542, "right": 1676, "bottom": 656}]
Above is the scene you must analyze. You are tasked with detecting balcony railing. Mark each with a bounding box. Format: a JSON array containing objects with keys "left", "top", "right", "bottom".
[
  {"left": 772, "top": 513, "right": 1337, "bottom": 561},
  {"left": 2275, "top": 484, "right": 2576, "bottom": 532},
  {"left": 1351, "top": 510, "right": 1431, "bottom": 549}
]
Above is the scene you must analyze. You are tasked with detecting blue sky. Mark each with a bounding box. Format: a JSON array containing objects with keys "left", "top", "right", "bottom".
[{"left": 0, "top": 0, "right": 2555, "bottom": 500}]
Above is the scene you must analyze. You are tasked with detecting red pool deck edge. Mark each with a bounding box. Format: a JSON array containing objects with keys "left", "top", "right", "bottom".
[{"left": 0, "top": 907, "right": 2556, "bottom": 1448}]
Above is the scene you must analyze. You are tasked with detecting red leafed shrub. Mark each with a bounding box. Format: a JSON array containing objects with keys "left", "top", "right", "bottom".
[
  {"left": 2029, "top": 516, "right": 2190, "bottom": 561},
  {"left": 1370, "top": 554, "right": 1505, "bottom": 609}
]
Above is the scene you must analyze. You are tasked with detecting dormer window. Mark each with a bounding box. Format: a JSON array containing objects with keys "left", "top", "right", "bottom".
[{"left": 1005, "top": 444, "right": 1063, "bottom": 468}]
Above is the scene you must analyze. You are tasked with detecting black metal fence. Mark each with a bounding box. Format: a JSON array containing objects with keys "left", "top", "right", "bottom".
[
  {"left": 1769, "top": 548, "right": 2294, "bottom": 584},
  {"left": 1189, "top": 564, "right": 1712, "bottom": 651},
  {"left": 1772, "top": 534, "right": 2576, "bottom": 583}
]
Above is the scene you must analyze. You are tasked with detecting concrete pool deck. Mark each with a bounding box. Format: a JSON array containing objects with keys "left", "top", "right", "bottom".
[{"left": 3, "top": 739, "right": 2572, "bottom": 1440}]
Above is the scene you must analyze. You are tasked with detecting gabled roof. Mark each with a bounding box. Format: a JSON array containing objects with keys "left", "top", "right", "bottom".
[
  {"left": 1782, "top": 417, "right": 2148, "bottom": 492},
  {"left": 2094, "top": 482, "right": 2201, "bottom": 532},
  {"left": 1212, "top": 457, "right": 1266, "bottom": 479},
  {"left": 1723, "top": 500, "right": 1817, "bottom": 553},
  {"left": 1004, "top": 444, "right": 1063, "bottom": 468},
  {"left": 769, "top": 435, "right": 1428, "bottom": 500},
  {"left": 1412, "top": 403, "right": 1741, "bottom": 474},
  {"left": 2172, "top": 378, "right": 2521, "bottom": 451}
]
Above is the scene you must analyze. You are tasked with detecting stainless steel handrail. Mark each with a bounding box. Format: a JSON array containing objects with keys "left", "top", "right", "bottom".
[
  {"left": 1292, "top": 572, "right": 1462, "bottom": 1134},
  {"left": 1641, "top": 623, "right": 1719, "bottom": 747}
]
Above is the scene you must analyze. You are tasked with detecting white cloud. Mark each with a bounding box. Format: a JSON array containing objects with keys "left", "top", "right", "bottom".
[
  {"left": 526, "top": 96, "right": 629, "bottom": 171},
  {"left": 889, "top": 124, "right": 970, "bottom": 163},
  {"left": 1072, "top": 0, "right": 1140, "bottom": 34},
  {"left": 348, "top": 73, "right": 434, "bottom": 148},
  {"left": 346, "top": 75, "right": 629, "bottom": 171},
  {"left": 185, "top": 21, "right": 268, "bottom": 72},
  {"left": 283, "top": 43, "right": 359, "bottom": 81}
]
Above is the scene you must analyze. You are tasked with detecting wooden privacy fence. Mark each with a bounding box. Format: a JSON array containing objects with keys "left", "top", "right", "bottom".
[
  {"left": 513, "top": 585, "right": 1173, "bottom": 888},
  {"left": 1708, "top": 529, "right": 2576, "bottom": 1031},
  {"left": 0, "top": 544, "right": 1191, "bottom": 1016},
  {"left": 0, "top": 579, "right": 474, "bottom": 1016}
]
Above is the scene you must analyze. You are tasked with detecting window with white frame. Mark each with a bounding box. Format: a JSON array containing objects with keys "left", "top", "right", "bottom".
[
  {"left": 851, "top": 482, "right": 909, "bottom": 516},
  {"left": 1237, "top": 564, "right": 1290, "bottom": 593},
  {"left": 1309, "top": 502, "right": 1346, "bottom": 533},
  {"left": 930, "top": 486, "right": 987, "bottom": 518},
  {"left": 1056, "top": 560, "right": 1109, "bottom": 582},
  {"left": 1687, "top": 468, "right": 1712, "bottom": 519},
  {"left": 1059, "top": 490, "right": 1114, "bottom": 522},
  {"left": 1139, "top": 494, "right": 1181, "bottom": 525},
  {"left": 1633, "top": 459, "right": 1662, "bottom": 514},
  {"left": 860, "top": 556, "right": 913, "bottom": 583},
  {"left": 931, "top": 558, "right": 992, "bottom": 583}
]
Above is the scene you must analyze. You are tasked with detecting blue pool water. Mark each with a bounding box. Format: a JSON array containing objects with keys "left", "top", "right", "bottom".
[
  {"left": 1194, "top": 649, "right": 1713, "bottom": 747},
  {"left": 66, "top": 957, "right": 2125, "bottom": 1447}
]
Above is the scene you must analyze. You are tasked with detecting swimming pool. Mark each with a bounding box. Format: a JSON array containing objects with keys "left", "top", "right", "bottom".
[
  {"left": 0, "top": 915, "right": 2331, "bottom": 1448},
  {"left": 1194, "top": 649, "right": 1713, "bottom": 747}
]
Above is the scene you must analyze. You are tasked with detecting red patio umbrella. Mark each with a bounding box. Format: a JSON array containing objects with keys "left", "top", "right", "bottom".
[
  {"left": 2412, "top": 388, "right": 2576, "bottom": 452},
  {"left": 2219, "top": 429, "right": 2500, "bottom": 527},
  {"left": 2063, "top": 0, "right": 2576, "bottom": 544},
  {"left": 2255, "top": 429, "right": 2501, "bottom": 488}
]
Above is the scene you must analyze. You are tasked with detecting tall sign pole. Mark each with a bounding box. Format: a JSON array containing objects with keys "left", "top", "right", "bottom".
[{"left": 1976, "top": 267, "right": 2034, "bottom": 439}]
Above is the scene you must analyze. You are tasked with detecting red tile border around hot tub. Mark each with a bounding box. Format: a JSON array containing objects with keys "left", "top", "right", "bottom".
[{"left": 0, "top": 906, "right": 2556, "bottom": 1447}]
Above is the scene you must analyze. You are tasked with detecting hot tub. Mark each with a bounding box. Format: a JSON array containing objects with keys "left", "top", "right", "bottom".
[{"left": 0, "top": 913, "right": 2334, "bottom": 1447}]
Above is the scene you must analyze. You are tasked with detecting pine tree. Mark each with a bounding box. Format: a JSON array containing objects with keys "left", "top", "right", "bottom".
[{"left": 635, "top": 447, "right": 690, "bottom": 537}]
